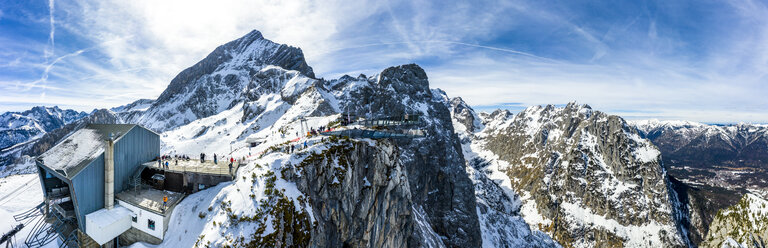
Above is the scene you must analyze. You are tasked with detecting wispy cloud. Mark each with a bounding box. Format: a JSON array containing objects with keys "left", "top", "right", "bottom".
[
  {"left": 0, "top": 0, "right": 766, "bottom": 123},
  {"left": 44, "top": 0, "right": 54, "bottom": 63}
]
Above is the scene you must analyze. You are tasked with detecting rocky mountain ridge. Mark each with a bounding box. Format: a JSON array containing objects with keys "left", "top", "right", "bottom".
[
  {"left": 0, "top": 106, "right": 87, "bottom": 150},
  {"left": 632, "top": 120, "right": 768, "bottom": 172},
  {"left": 116, "top": 29, "right": 487, "bottom": 247},
  {"left": 451, "top": 99, "right": 691, "bottom": 247},
  {"left": 0, "top": 109, "right": 120, "bottom": 177},
  {"left": 700, "top": 192, "right": 768, "bottom": 248},
  {"left": 128, "top": 30, "right": 315, "bottom": 132},
  {"left": 3, "top": 28, "right": 756, "bottom": 248}
]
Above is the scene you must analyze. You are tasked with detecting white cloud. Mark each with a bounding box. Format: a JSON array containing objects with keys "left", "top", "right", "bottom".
[
  {"left": 427, "top": 51, "right": 768, "bottom": 123},
  {"left": 1, "top": 0, "right": 767, "bottom": 123}
]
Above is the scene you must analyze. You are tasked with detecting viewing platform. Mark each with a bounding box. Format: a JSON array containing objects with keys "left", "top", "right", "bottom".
[
  {"left": 141, "top": 158, "right": 243, "bottom": 194},
  {"left": 320, "top": 128, "right": 425, "bottom": 139},
  {"left": 143, "top": 159, "right": 240, "bottom": 177}
]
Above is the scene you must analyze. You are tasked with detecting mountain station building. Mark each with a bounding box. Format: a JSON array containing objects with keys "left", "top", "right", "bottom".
[{"left": 34, "top": 124, "right": 180, "bottom": 247}]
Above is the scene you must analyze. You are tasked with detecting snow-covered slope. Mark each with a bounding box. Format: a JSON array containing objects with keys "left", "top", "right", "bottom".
[
  {"left": 111, "top": 99, "right": 154, "bottom": 122},
  {"left": 631, "top": 120, "right": 768, "bottom": 169},
  {"left": 108, "top": 30, "right": 483, "bottom": 247},
  {"left": 0, "top": 106, "right": 90, "bottom": 175},
  {"left": 456, "top": 100, "right": 690, "bottom": 248},
  {"left": 5, "top": 28, "right": 726, "bottom": 247},
  {"left": 700, "top": 193, "right": 768, "bottom": 248},
  {"left": 0, "top": 109, "right": 121, "bottom": 177},
  {"left": 447, "top": 97, "right": 560, "bottom": 247},
  {"left": 0, "top": 106, "right": 87, "bottom": 150},
  {"left": 129, "top": 30, "right": 315, "bottom": 132},
  {"left": 0, "top": 174, "right": 57, "bottom": 247}
]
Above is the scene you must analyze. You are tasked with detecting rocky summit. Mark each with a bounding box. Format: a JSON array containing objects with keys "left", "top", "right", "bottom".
[
  {"left": 450, "top": 98, "right": 690, "bottom": 247},
  {"left": 4, "top": 28, "right": 756, "bottom": 248},
  {"left": 111, "top": 30, "right": 485, "bottom": 247}
]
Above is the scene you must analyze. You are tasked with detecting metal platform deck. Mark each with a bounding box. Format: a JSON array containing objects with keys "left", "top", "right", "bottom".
[
  {"left": 144, "top": 159, "right": 239, "bottom": 176},
  {"left": 319, "top": 128, "right": 425, "bottom": 139}
]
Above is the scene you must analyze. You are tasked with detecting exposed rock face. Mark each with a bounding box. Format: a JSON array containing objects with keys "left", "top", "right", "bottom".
[
  {"left": 634, "top": 120, "right": 768, "bottom": 246},
  {"left": 111, "top": 98, "right": 154, "bottom": 122},
  {"left": 633, "top": 120, "right": 768, "bottom": 189},
  {"left": 134, "top": 30, "right": 315, "bottom": 132},
  {"left": 142, "top": 30, "right": 482, "bottom": 247},
  {"left": 283, "top": 139, "right": 434, "bottom": 247},
  {"left": 0, "top": 106, "right": 87, "bottom": 150},
  {"left": 472, "top": 103, "right": 689, "bottom": 247},
  {"left": 700, "top": 193, "right": 768, "bottom": 248},
  {"left": 448, "top": 97, "right": 560, "bottom": 247},
  {"left": 449, "top": 97, "right": 480, "bottom": 133},
  {"left": 669, "top": 174, "right": 750, "bottom": 246},
  {"left": 325, "top": 64, "right": 482, "bottom": 247},
  {"left": 0, "top": 108, "right": 115, "bottom": 175}
]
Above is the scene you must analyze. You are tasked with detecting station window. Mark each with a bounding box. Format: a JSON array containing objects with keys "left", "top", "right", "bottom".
[
  {"left": 132, "top": 215, "right": 137, "bottom": 222},
  {"left": 148, "top": 219, "right": 155, "bottom": 230}
]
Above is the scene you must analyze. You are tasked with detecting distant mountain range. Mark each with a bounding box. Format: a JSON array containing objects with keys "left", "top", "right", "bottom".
[
  {"left": 2, "top": 29, "right": 768, "bottom": 247},
  {"left": 632, "top": 120, "right": 768, "bottom": 190},
  {"left": 0, "top": 106, "right": 88, "bottom": 150}
]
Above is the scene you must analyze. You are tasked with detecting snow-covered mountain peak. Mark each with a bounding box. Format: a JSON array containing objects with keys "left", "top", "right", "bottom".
[
  {"left": 451, "top": 100, "right": 690, "bottom": 247},
  {"left": 132, "top": 30, "right": 317, "bottom": 132}
]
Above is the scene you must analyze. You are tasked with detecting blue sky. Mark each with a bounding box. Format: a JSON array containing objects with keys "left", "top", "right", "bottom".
[{"left": 0, "top": 0, "right": 767, "bottom": 123}]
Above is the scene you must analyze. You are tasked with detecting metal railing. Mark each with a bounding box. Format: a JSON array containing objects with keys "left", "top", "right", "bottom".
[
  {"left": 145, "top": 161, "right": 240, "bottom": 177},
  {"left": 351, "top": 119, "right": 421, "bottom": 127},
  {"left": 319, "top": 128, "right": 426, "bottom": 139}
]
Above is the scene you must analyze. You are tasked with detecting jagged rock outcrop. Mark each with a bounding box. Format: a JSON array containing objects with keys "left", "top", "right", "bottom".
[
  {"left": 282, "top": 139, "right": 435, "bottom": 247},
  {"left": 0, "top": 106, "right": 87, "bottom": 150},
  {"left": 634, "top": 120, "right": 768, "bottom": 246},
  {"left": 326, "top": 64, "right": 482, "bottom": 247},
  {"left": 134, "top": 30, "right": 315, "bottom": 132},
  {"left": 136, "top": 30, "right": 482, "bottom": 247},
  {"left": 111, "top": 98, "right": 154, "bottom": 122},
  {"left": 700, "top": 193, "right": 768, "bottom": 248},
  {"left": 448, "top": 97, "right": 560, "bottom": 247},
  {"left": 463, "top": 102, "right": 688, "bottom": 247},
  {"left": 669, "top": 174, "right": 749, "bottom": 246}
]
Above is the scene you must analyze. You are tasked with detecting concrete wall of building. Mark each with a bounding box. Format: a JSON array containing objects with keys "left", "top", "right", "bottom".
[
  {"left": 185, "top": 172, "right": 233, "bottom": 193},
  {"left": 116, "top": 200, "right": 165, "bottom": 240},
  {"left": 119, "top": 227, "right": 163, "bottom": 246}
]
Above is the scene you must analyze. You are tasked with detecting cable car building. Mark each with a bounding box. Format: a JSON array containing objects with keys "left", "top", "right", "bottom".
[{"left": 35, "top": 124, "right": 160, "bottom": 247}]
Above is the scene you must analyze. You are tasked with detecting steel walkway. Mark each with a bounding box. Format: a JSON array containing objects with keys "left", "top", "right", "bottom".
[{"left": 319, "top": 128, "right": 425, "bottom": 139}]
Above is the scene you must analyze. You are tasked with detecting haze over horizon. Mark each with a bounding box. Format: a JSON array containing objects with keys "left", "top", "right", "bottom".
[{"left": 1, "top": 0, "right": 767, "bottom": 123}]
